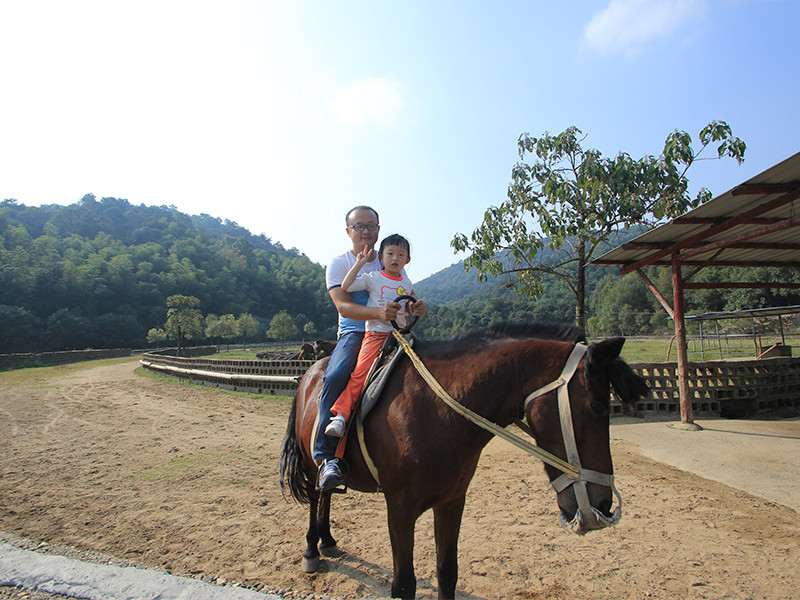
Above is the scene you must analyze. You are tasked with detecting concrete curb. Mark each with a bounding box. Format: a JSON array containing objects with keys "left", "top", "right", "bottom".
[{"left": 0, "top": 542, "right": 280, "bottom": 600}]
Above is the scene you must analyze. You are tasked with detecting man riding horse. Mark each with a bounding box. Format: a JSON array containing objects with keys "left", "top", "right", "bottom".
[{"left": 314, "top": 205, "right": 426, "bottom": 490}]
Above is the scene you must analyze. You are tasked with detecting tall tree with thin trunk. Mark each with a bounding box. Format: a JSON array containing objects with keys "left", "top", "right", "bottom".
[{"left": 452, "top": 121, "right": 746, "bottom": 329}]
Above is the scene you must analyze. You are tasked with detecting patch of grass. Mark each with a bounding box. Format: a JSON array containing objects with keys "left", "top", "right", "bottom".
[
  {"left": 137, "top": 451, "right": 244, "bottom": 482},
  {"left": 613, "top": 335, "right": 794, "bottom": 364},
  {"left": 616, "top": 339, "right": 671, "bottom": 364},
  {"left": 0, "top": 356, "right": 140, "bottom": 385}
]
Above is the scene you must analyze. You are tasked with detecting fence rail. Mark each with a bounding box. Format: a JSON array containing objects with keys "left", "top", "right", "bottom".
[
  {"left": 141, "top": 351, "right": 800, "bottom": 417},
  {"left": 141, "top": 351, "right": 314, "bottom": 396}
]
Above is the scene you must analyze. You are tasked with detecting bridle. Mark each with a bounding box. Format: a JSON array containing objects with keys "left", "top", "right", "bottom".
[
  {"left": 391, "top": 330, "right": 622, "bottom": 533},
  {"left": 522, "top": 343, "right": 622, "bottom": 533}
]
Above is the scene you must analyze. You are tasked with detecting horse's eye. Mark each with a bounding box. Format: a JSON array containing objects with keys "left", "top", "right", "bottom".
[{"left": 590, "top": 401, "right": 606, "bottom": 416}]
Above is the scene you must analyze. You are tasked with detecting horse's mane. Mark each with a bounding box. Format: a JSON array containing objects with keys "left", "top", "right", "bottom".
[
  {"left": 415, "top": 321, "right": 648, "bottom": 405},
  {"left": 418, "top": 321, "right": 586, "bottom": 358}
]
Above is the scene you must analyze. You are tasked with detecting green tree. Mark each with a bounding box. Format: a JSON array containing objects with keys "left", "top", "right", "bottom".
[
  {"left": 303, "top": 320, "right": 317, "bottom": 340},
  {"left": 0, "top": 305, "right": 42, "bottom": 352},
  {"left": 165, "top": 294, "right": 203, "bottom": 356},
  {"left": 217, "top": 314, "right": 239, "bottom": 349},
  {"left": 236, "top": 313, "right": 259, "bottom": 349},
  {"left": 452, "top": 121, "right": 746, "bottom": 329},
  {"left": 146, "top": 327, "right": 167, "bottom": 348},
  {"left": 267, "top": 310, "right": 298, "bottom": 349},
  {"left": 205, "top": 313, "right": 237, "bottom": 348}
]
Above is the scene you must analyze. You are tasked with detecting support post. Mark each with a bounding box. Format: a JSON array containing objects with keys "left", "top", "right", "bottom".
[{"left": 671, "top": 254, "right": 698, "bottom": 427}]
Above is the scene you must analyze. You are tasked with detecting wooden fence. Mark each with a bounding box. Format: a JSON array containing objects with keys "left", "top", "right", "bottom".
[{"left": 141, "top": 351, "right": 800, "bottom": 417}]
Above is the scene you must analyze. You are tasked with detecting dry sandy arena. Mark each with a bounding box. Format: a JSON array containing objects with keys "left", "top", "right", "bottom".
[{"left": 1, "top": 357, "right": 799, "bottom": 599}]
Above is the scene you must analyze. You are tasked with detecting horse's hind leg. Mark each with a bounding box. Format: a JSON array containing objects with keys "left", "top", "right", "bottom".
[
  {"left": 302, "top": 490, "right": 338, "bottom": 572},
  {"left": 433, "top": 495, "right": 466, "bottom": 600}
]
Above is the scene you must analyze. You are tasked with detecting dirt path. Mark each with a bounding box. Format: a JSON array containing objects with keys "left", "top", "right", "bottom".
[{"left": 1, "top": 358, "right": 799, "bottom": 599}]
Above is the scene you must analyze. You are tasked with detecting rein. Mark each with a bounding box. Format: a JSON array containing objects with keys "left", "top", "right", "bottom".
[
  {"left": 391, "top": 330, "right": 622, "bottom": 532},
  {"left": 391, "top": 330, "right": 579, "bottom": 479}
]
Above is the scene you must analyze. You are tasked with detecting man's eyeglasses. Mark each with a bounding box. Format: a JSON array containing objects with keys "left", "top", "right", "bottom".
[{"left": 348, "top": 223, "right": 379, "bottom": 232}]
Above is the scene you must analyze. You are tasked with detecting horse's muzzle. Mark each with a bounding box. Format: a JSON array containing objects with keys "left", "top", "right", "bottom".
[
  {"left": 558, "top": 482, "right": 622, "bottom": 535},
  {"left": 560, "top": 502, "right": 621, "bottom": 535}
]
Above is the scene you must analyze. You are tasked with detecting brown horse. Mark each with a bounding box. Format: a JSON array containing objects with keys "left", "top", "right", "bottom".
[{"left": 279, "top": 322, "right": 648, "bottom": 599}]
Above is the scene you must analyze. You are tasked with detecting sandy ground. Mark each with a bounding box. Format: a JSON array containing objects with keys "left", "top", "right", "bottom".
[{"left": 1, "top": 358, "right": 799, "bottom": 600}]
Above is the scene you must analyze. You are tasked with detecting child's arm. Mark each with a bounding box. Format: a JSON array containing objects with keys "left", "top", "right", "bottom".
[{"left": 342, "top": 245, "right": 372, "bottom": 292}]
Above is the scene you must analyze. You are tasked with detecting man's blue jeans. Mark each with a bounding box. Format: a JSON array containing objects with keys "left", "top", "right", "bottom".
[{"left": 313, "top": 330, "right": 364, "bottom": 461}]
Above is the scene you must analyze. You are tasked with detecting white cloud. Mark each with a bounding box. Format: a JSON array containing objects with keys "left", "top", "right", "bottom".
[
  {"left": 583, "top": 0, "right": 704, "bottom": 56},
  {"left": 326, "top": 78, "right": 407, "bottom": 127}
]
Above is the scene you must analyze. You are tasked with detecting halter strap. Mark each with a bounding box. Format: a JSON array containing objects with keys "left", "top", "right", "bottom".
[
  {"left": 525, "top": 342, "right": 622, "bottom": 531},
  {"left": 523, "top": 343, "right": 587, "bottom": 410}
]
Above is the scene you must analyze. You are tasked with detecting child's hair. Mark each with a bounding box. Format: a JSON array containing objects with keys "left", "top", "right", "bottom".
[{"left": 379, "top": 234, "right": 411, "bottom": 257}]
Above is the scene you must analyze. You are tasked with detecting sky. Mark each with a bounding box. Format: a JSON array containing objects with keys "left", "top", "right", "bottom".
[{"left": 1, "top": 0, "right": 798, "bottom": 282}]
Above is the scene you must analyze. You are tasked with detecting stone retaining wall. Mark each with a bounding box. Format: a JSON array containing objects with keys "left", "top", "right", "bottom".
[
  {"left": 0, "top": 348, "right": 131, "bottom": 369},
  {"left": 625, "top": 356, "right": 800, "bottom": 417},
  {"left": 140, "top": 352, "right": 315, "bottom": 396}
]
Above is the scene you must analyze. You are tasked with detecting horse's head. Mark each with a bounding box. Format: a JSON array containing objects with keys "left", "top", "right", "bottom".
[{"left": 526, "top": 337, "right": 648, "bottom": 535}]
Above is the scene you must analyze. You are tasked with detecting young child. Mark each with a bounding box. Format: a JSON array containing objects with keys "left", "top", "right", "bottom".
[{"left": 324, "top": 233, "right": 419, "bottom": 438}]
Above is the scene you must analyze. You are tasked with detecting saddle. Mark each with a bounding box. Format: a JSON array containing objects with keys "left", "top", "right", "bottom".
[{"left": 359, "top": 332, "right": 414, "bottom": 421}]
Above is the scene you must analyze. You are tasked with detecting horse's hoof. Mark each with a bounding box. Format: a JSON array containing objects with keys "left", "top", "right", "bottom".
[
  {"left": 320, "top": 542, "right": 339, "bottom": 558},
  {"left": 302, "top": 555, "right": 320, "bottom": 573}
]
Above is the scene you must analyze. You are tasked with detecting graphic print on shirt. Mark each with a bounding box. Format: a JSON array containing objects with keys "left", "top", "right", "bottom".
[{"left": 380, "top": 284, "right": 411, "bottom": 315}]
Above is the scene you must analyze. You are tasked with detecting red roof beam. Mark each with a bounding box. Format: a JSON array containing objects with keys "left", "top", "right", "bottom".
[
  {"left": 731, "top": 183, "right": 800, "bottom": 195},
  {"left": 679, "top": 214, "right": 800, "bottom": 260}
]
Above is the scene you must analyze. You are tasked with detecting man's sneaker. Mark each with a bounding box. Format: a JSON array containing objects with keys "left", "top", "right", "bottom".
[
  {"left": 318, "top": 458, "right": 344, "bottom": 491},
  {"left": 325, "top": 414, "right": 347, "bottom": 438}
]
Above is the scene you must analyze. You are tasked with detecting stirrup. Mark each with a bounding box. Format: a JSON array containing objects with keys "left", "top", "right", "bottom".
[{"left": 316, "top": 459, "right": 349, "bottom": 493}]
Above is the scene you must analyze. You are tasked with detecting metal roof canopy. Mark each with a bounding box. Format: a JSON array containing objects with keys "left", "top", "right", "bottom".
[{"left": 591, "top": 151, "right": 800, "bottom": 427}]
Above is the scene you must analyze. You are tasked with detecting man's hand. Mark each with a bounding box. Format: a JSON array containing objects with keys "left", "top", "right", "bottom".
[
  {"left": 377, "top": 301, "right": 401, "bottom": 322},
  {"left": 356, "top": 244, "right": 376, "bottom": 264}
]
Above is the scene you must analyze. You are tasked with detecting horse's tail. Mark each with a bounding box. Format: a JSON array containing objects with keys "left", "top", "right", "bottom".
[{"left": 279, "top": 392, "right": 312, "bottom": 504}]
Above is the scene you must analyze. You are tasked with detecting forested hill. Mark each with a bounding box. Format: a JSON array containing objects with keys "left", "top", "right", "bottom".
[
  {"left": 0, "top": 195, "right": 337, "bottom": 353},
  {"left": 4, "top": 195, "right": 794, "bottom": 354}
]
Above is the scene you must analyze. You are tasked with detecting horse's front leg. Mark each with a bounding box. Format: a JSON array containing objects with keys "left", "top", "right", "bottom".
[
  {"left": 317, "top": 490, "right": 338, "bottom": 557},
  {"left": 386, "top": 498, "right": 418, "bottom": 599},
  {"left": 302, "top": 491, "right": 321, "bottom": 573},
  {"left": 433, "top": 495, "right": 466, "bottom": 600}
]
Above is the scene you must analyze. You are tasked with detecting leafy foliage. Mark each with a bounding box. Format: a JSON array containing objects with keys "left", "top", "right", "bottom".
[
  {"left": 452, "top": 122, "right": 746, "bottom": 329},
  {"left": 0, "top": 196, "right": 337, "bottom": 352},
  {"left": 166, "top": 294, "right": 204, "bottom": 355},
  {"left": 267, "top": 310, "right": 299, "bottom": 347}
]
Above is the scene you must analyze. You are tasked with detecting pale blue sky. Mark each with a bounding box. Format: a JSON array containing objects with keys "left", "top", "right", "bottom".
[{"left": 2, "top": 0, "right": 798, "bottom": 281}]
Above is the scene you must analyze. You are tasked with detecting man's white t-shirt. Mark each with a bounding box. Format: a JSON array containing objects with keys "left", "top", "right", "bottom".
[{"left": 326, "top": 251, "right": 382, "bottom": 335}]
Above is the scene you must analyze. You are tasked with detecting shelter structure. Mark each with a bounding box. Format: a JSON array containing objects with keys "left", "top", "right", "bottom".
[
  {"left": 592, "top": 151, "right": 800, "bottom": 426},
  {"left": 684, "top": 304, "right": 800, "bottom": 360}
]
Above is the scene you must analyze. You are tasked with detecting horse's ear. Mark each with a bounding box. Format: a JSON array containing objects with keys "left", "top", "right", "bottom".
[{"left": 587, "top": 337, "right": 625, "bottom": 367}]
